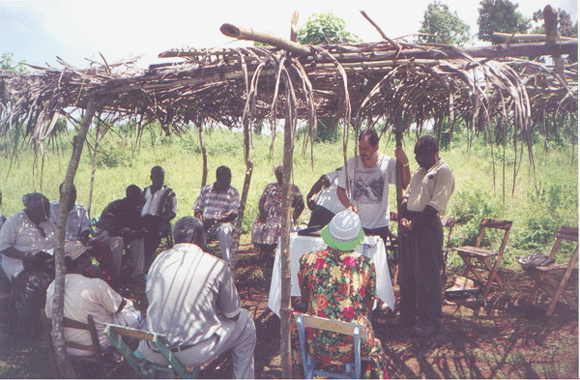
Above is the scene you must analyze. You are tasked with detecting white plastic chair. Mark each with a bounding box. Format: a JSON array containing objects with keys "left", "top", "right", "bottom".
[{"left": 293, "top": 313, "right": 366, "bottom": 379}]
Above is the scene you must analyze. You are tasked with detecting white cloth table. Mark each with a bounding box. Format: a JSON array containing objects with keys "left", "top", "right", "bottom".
[{"left": 268, "top": 233, "right": 395, "bottom": 318}]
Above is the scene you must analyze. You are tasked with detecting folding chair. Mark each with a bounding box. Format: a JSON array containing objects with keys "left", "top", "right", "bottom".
[
  {"left": 455, "top": 218, "right": 513, "bottom": 297},
  {"left": 40, "top": 309, "right": 123, "bottom": 378},
  {"left": 440, "top": 216, "right": 455, "bottom": 283},
  {"left": 440, "top": 216, "right": 455, "bottom": 265},
  {"left": 293, "top": 313, "right": 366, "bottom": 379},
  {"left": 522, "top": 226, "right": 578, "bottom": 316},
  {"left": 104, "top": 323, "right": 200, "bottom": 378}
]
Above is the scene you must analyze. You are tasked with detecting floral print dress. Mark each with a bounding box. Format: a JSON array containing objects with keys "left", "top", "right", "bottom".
[
  {"left": 251, "top": 182, "right": 303, "bottom": 245},
  {"left": 292, "top": 248, "right": 389, "bottom": 378}
]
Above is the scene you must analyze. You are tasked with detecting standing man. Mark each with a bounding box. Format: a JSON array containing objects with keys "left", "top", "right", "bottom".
[
  {"left": 193, "top": 166, "right": 240, "bottom": 269},
  {"left": 397, "top": 135, "right": 454, "bottom": 337},
  {"left": 139, "top": 217, "right": 256, "bottom": 378},
  {"left": 337, "top": 129, "right": 411, "bottom": 243},
  {"left": 141, "top": 166, "right": 177, "bottom": 267}
]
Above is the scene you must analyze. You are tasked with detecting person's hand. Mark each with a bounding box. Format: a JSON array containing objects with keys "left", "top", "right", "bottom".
[
  {"left": 258, "top": 213, "right": 268, "bottom": 223},
  {"left": 399, "top": 218, "right": 412, "bottom": 235},
  {"left": 395, "top": 146, "right": 409, "bottom": 166},
  {"left": 23, "top": 251, "right": 37, "bottom": 263},
  {"left": 203, "top": 218, "right": 216, "bottom": 230},
  {"left": 307, "top": 198, "right": 316, "bottom": 211},
  {"left": 347, "top": 205, "right": 358, "bottom": 214}
]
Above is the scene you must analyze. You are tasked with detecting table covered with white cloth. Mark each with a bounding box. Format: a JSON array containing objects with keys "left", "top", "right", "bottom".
[{"left": 267, "top": 232, "right": 395, "bottom": 318}]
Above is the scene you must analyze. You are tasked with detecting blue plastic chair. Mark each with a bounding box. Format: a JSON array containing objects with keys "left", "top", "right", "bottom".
[{"left": 293, "top": 313, "right": 365, "bottom": 379}]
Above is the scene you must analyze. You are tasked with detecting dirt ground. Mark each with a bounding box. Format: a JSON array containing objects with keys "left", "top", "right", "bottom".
[{"left": 0, "top": 244, "right": 578, "bottom": 379}]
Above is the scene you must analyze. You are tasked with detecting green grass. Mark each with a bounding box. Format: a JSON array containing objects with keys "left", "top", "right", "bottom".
[{"left": 0, "top": 128, "right": 577, "bottom": 264}]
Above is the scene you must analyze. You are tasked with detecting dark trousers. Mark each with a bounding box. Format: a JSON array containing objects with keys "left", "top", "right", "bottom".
[
  {"left": 142, "top": 215, "right": 172, "bottom": 273},
  {"left": 398, "top": 214, "right": 444, "bottom": 327},
  {"left": 307, "top": 206, "right": 335, "bottom": 228}
]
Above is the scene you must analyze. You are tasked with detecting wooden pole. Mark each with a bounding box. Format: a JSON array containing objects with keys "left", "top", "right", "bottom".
[
  {"left": 232, "top": 110, "right": 254, "bottom": 277},
  {"left": 220, "top": 23, "right": 311, "bottom": 56},
  {"left": 53, "top": 95, "right": 101, "bottom": 378},
  {"left": 395, "top": 113, "right": 404, "bottom": 206},
  {"left": 197, "top": 124, "right": 208, "bottom": 188},
  {"left": 280, "top": 106, "right": 294, "bottom": 379}
]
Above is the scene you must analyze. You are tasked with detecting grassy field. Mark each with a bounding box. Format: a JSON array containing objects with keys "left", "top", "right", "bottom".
[{"left": 1, "top": 127, "right": 577, "bottom": 261}]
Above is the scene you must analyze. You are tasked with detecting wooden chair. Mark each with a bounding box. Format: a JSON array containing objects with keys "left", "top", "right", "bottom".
[
  {"left": 293, "top": 312, "right": 366, "bottom": 379},
  {"left": 104, "top": 323, "right": 200, "bottom": 378},
  {"left": 440, "top": 216, "right": 455, "bottom": 283},
  {"left": 40, "top": 309, "right": 122, "bottom": 378},
  {"left": 522, "top": 226, "right": 578, "bottom": 316},
  {"left": 455, "top": 218, "right": 513, "bottom": 297}
]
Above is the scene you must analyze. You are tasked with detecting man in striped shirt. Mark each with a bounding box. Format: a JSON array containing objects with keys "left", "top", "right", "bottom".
[{"left": 193, "top": 166, "right": 240, "bottom": 268}]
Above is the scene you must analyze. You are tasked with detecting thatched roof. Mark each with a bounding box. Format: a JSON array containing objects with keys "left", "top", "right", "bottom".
[{"left": 0, "top": 22, "right": 577, "bottom": 149}]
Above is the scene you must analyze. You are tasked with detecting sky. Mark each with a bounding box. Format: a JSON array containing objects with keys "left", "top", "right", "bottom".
[{"left": 0, "top": 0, "right": 577, "bottom": 70}]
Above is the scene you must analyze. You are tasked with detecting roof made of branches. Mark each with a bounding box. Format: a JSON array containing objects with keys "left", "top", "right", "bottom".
[{"left": 0, "top": 20, "right": 577, "bottom": 149}]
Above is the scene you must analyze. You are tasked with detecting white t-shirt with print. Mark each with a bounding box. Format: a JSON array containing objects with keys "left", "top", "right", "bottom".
[{"left": 338, "top": 153, "right": 396, "bottom": 229}]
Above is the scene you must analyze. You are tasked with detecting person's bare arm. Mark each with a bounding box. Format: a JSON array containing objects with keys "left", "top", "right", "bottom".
[
  {"left": 1, "top": 247, "right": 35, "bottom": 262},
  {"left": 306, "top": 175, "right": 329, "bottom": 211},
  {"left": 337, "top": 186, "right": 356, "bottom": 213},
  {"left": 395, "top": 146, "right": 411, "bottom": 190}
]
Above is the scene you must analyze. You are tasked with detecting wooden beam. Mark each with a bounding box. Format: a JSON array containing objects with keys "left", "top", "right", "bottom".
[{"left": 220, "top": 23, "right": 311, "bottom": 56}]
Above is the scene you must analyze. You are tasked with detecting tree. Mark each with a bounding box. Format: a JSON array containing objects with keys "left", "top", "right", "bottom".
[
  {"left": 297, "top": 11, "right": 360, "bottom": 142},
  {"left": 1, "top": 53, "right": 27, "bottom": 72},
  {"left": 297, "top": 11, "right": 361, "bottom": 45},
  {"left": 531, "top": 8, "right": 578, "bottom": 38},
  {"left": 477, "top": 0, "right": 531, "bottom": 44},
  {"left": 418, "top": 1, "right": 471, "bottom": 45}
]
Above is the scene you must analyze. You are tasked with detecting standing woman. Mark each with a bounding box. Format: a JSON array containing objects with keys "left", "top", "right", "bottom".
[{"left": 251, "top": 165, "right": 305, "bottom": 262}]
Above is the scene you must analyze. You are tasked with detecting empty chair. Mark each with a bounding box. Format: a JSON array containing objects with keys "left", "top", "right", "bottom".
[
  {"left": 521, "top": 226, "right": 578, "bottom": 316},
  {"left": 455, "top": 218, "right": 513, "bottom": 297}
]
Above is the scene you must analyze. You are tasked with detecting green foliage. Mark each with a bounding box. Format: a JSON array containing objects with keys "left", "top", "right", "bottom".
[
  {"left": 297, "top": 11, "right": 361, "bottom": 45},
  {"left": 449, "top": 189, "right": 503, "bottom": 247},
  {"left": 477, "top": 0, "right": 531, "bottom": 44},
  {"left": 418, "top": 1, "right": 471, "bottom": 46},
  {"left": 531, "top": 8, "right": 578, "bottom": 38},
  {"left": 1, "top": 52, "right": 27, "bottom": 72}
]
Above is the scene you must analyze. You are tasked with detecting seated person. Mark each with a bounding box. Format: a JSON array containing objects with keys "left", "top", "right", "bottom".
[
  {"left": 139, "top": 217, "right": 256, "bottom": 379},
  {"left": 45, "top": 240, "right": 143, "bottom": 356},
  {"left": 251, "top": 164, "right": 304, "bottom": 261},
  {"left": 305, "top": 167, "right": 345, "bottom": 228},
  {"left": 93, "top": 185, "right": 146, "bottom": 285},
  {"left": 193, "top": 166, "right": 240, "bottom": 269},
  {"left": 0, "top": 193, "right": 55, "bottom": 283},
  {"left": 50, "top": 183, "right": 118, "bottom": 287},
  {"left": 292, "top": 210, "right": 388, "bottom": 379},
  {"left": 0, "top": 193, "right": 56, "bottom": 336},
  {"left": 141, "top": 166, "right": 177, "bottom": 269}
]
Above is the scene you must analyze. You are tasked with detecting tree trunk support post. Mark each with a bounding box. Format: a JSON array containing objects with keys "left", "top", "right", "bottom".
[
  {"left": 280, "top": 106, "right": 295, "bottom": 379},
  {"left": 53, "top": 95, "right": 101, "bottom": 378}
]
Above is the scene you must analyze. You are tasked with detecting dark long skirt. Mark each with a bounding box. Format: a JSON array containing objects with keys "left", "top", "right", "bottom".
[{"left": 398, "top": 213, "right": 444, "bottom": 327}]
